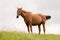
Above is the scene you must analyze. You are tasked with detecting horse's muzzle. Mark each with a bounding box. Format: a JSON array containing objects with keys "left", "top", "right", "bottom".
[{"left": 16, "top": 16, "right": 19, "bottom": 18}]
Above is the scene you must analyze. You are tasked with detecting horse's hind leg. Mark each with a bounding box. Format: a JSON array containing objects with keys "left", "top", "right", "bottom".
[
  {"left": 38, "top": 24, "right": 41, "bottom": 34},
  {"left": 42, "top": 23, "right": 45, "bottom": 34}
]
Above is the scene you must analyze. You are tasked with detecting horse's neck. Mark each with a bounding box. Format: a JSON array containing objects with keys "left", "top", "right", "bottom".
[
  {"left": 21, "top": 10, "right": 32, "bottom": 19},
  {"left": 21, "top": 10, "right": 27, "bottom": 18}
]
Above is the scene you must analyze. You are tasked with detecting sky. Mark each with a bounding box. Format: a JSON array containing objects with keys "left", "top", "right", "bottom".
[{"left": 0, "top": 0, "right": 60, "bottom": 34}]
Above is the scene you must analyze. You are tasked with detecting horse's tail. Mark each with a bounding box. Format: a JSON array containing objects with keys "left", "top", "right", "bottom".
[{"left": 46, "top": 15, "right": 51, "bottom": 20}]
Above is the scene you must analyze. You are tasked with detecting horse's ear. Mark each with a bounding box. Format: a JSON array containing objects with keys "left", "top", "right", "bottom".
[
  {"left": 17, "top": 7, "right": 19, "bottom": 9},
  {"left": 17, "top": 7, "right": 22, "bottom": 10},
  {"left": 20, "top": 7, "right": 23, "bottom": 10}
]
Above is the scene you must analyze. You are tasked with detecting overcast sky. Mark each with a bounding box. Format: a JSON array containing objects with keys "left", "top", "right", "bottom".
[{"left": 0, "top": 0, "right": 60, "bottom": 34}]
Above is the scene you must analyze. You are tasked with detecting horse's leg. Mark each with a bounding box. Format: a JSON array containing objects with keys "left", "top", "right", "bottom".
[
  {"left": 26, "top": 24, "right": 30, "bottom": 33},
  {"left": 29, "top": 23, "right": 32, "bottom": 34},
  {"left": 38, "top": 24, "right": 41, "bottom": 34},
  {"left": 42, "top": 23, "right": 45, "bottom": 34}
]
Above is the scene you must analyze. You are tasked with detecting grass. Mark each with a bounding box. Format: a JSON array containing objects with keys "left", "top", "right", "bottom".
[{"left": 0, "top": 31, "right": 60, "bottom": 40}]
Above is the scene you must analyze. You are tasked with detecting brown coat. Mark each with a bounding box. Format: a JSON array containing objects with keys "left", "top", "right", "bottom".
[{"left": 16, "top": 8, "right": 51, "bottom": 34}]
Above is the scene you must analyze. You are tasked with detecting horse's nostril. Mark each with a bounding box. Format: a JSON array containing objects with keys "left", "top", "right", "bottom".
[{"left": 16, "top": 16, "right": 18, "bottom": 18}]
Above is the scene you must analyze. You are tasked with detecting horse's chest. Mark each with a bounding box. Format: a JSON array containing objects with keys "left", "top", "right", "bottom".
[
  {"left": 24, "top": 16, "right": 32, "bottom": 24},
  {"left": 24, "top": 19, "right": 29, "bottom": 23}
]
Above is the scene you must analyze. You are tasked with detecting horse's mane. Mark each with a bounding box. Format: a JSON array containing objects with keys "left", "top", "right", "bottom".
[
  {"left": 22, "top": 9, "right": 32, "bottom": 13},
  {"left": 22, "top": 10, "right": 28, "bottom": 13}
]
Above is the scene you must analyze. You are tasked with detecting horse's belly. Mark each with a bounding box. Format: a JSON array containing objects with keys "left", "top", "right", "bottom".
[
  {"left": 32, "top": 17, "right": 42, "bottom": 25},
  {"left": 32, "top": 21, "right": 41, "bottom": 25}
]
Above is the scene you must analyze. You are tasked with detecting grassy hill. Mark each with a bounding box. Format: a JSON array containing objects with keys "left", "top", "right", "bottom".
[{"left": 0, "top": 32, "right": 60, "bottom": 40}]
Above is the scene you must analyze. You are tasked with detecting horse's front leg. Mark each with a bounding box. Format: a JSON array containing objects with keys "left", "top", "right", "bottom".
[
  {"left": 29, "top": 23, "right": 32, "bottom": 34},
  {"left": 38, "top": 23, "right": 41, "bottom": 34},
  {"left": 26, "top": 24, "right": 30, "bottom": 33}
]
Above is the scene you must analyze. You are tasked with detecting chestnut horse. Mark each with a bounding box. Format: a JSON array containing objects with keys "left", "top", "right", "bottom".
[{"left": 16, "top": 8, "right": 51, "bottom": 34}]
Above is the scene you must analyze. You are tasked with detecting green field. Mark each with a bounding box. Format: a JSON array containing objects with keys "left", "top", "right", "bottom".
[{"left": 0, "top": 32, "right": 60, "bottom": 40}]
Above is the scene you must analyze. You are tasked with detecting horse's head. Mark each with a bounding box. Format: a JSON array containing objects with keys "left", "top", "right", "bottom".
[{"left": 16, "top": 7, "right": 22, "bottom": 18}]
